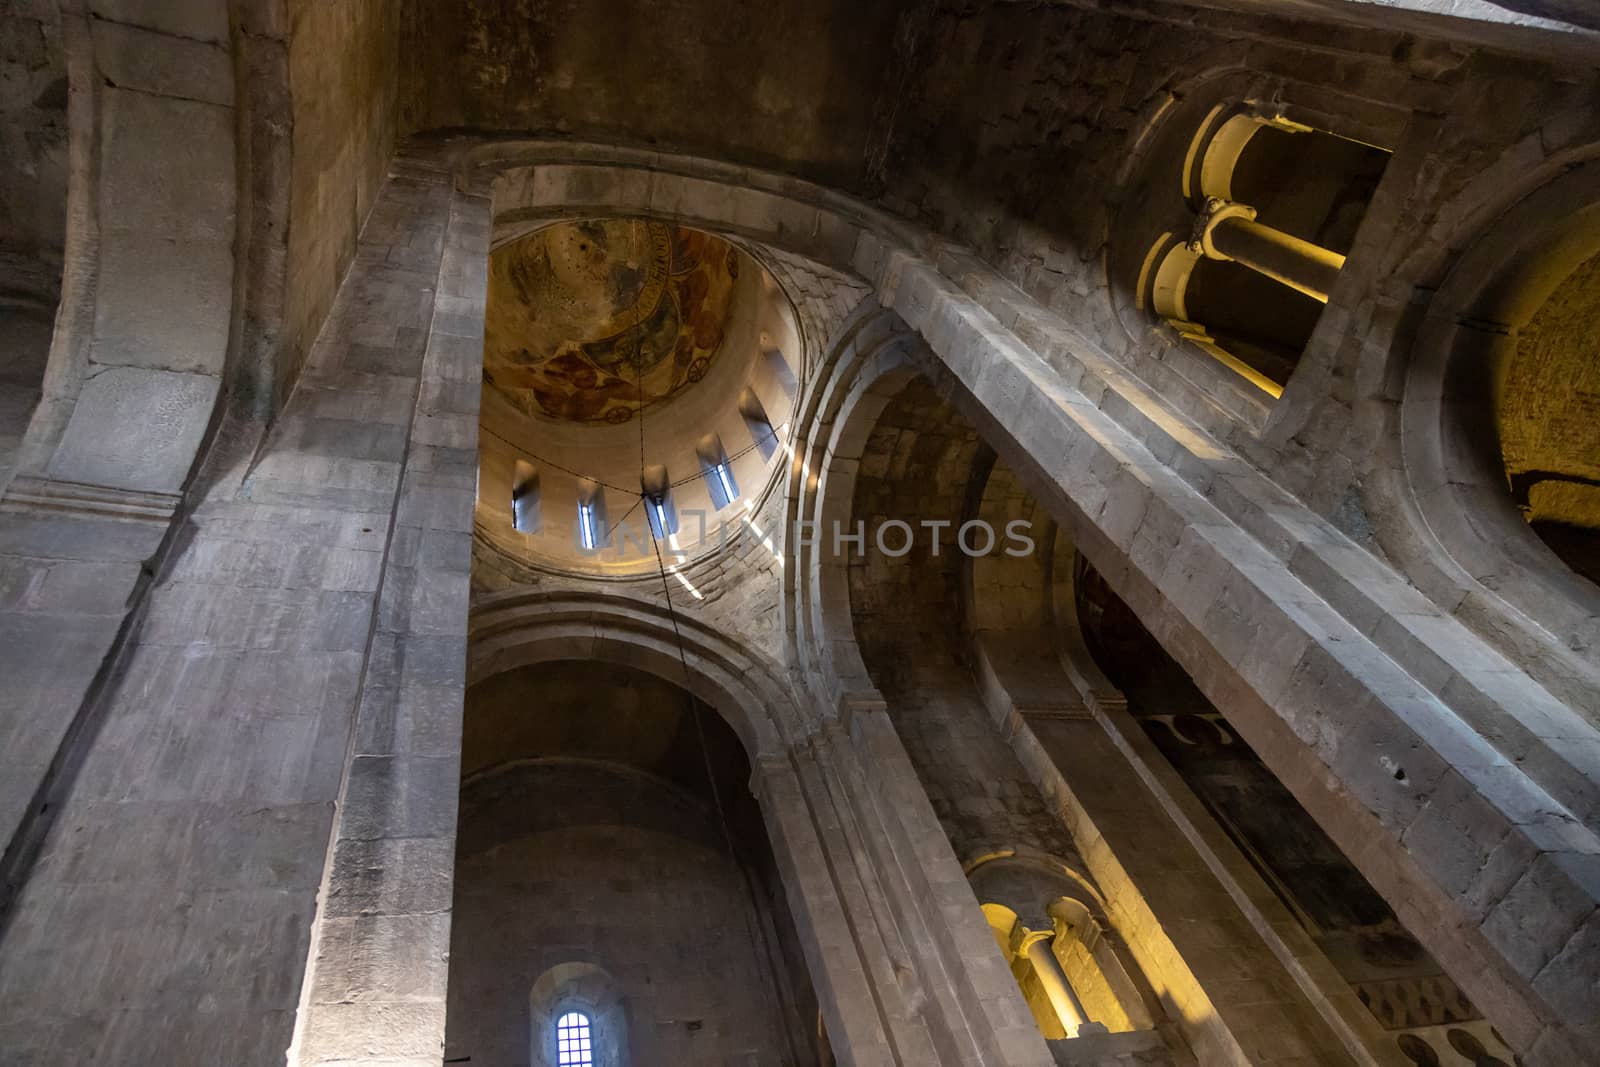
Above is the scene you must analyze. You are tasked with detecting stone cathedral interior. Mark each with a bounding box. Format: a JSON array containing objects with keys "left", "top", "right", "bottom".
[{"left": 2, "top": 1, "right": 1600, "bottom": 1066}]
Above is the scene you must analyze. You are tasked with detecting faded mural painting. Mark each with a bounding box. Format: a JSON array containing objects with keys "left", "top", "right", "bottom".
[{"left": 485, "top": 218, "right": 740, "bottom": 424}]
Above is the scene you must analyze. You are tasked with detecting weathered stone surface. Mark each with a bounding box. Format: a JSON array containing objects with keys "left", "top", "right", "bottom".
[{"left": 3, "top": 2, "right": 1600, "bottom": 1065}]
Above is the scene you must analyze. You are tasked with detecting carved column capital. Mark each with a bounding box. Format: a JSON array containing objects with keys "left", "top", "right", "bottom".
[{"left": 1187, "top": 196, "right": 1258, "bottom": 260}]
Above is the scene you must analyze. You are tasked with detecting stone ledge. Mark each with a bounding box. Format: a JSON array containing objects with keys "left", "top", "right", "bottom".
[{"left": 0, "top": 474, "right": 181, "bottom": 524}]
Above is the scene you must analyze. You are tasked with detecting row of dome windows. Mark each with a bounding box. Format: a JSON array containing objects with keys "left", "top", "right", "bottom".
[
  {"left": 510, "top": 456, "right": 742, "bottom": 549},
  {"left": 502, "top": 388, "right": 793, "bottom": 555}
]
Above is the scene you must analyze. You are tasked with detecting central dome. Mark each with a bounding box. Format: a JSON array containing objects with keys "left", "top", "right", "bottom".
[
  {"left": 475, "top": 219, "right": 802, "bottom": 579},
  {"left": 485, "top": 219, "right": 741, "bottom": 424}
]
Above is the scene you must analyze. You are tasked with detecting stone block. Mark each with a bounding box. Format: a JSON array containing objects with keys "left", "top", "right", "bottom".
[
  {"left": 325, "top": 835, "right": 457, "bottom": 920},
  {"left": 92, "top": 19, "right": 234, "bottom": 107},
  {"left": 342, "top": 754, "right": 460, "bottom": 841},
  {"left": 90, "top": 0, "right": 230, "bottom": 42},
  {"left": 355, "top": 683, "right": 464, "bottom": 758},
  {"left": 48, "top": 367, "right": 219, "bottom": 495},
  {"left": 1481, "top": 854, "right": 1597, "bottom": 980},
  {"left": 297, "top": 1000, "right": 449, "bottom": 1064}
]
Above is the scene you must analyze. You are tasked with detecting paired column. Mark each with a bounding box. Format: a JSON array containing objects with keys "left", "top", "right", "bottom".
[
  {"left": 1021, "top": 933, "right": 1092, "bottom": 1038},
  {"left": 1187, "top": 195, "right": 1346, "bottom": 303}
]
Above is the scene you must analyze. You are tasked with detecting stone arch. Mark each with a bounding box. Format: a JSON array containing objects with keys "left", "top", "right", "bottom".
[
  {"left": 1107, "top": 59, "right": 1408, "bottom": 436},
  {"left": 448, "top": 138, "right": 928, "bottom": 276},
  {"left": 462, "top": 589, "right": 915, "bottom": 1061},
  {"left": 5, "top": 1, "right": 263, "bottom": 510},
  {"left": 783, "top": 302, "right": 928, "bottom": 710},
  {"left": 529, "top": 962, "right": 631, "bottom": 1067},
  {"left": 469, "top": 589, "right": 801, "bottom": 757},
  {"left": 965, "top": 848, "right": 1105, "bottom": 919},
  {"left": 1377, "top": 152, "right": 1600, "bottom": 715},
  {"left": 448, "top": 730, "right": 802, "bottom": 1066},
  {"left": 967, "top": 851, "right": 1153, "bottom": 1038}
]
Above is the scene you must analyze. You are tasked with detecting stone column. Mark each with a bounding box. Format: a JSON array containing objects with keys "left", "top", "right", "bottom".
[
  {"left": 840, "top": 699, "right": 1059, "bottom": 1066},
  {"left": 1022, "top": 933, "right": 1088, "bottom": 1037},
  {"left": 1189, "top": 196, "right": 1346, "bottom": 302},
  {"left": 751, "top": 747, "right": 910, "bottom": 1067},
  {"left": 289, "top": 167, "right": 490, "bottom": 1067}
]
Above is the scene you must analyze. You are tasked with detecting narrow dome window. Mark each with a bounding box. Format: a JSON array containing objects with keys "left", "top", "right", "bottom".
[
  {"left": 1139, "top": 105, "right": 1390, "bottom": 397},
  {"left": 696, "top": 433, "right": 739, "bottom": 509},
  {"left": 641, "top": 464, "right": 678, "bottom": 539},
  {"left": 575, "top": 482, "right": 609, "bottom": 553},
  {"left": 647, "top": 494, "right": 676, "bottom": 539},
  {"left": 512, "top": 462, "right": 540, "bottom": 534},
  {"left": 712, "top": 462, "right": 738, "bottom": 508},
  {"left": 578, "top": 501, "right": 599, "bottom": 552},
  {"left": 739, "top": 387, "right": 779, "bottom": 460}
]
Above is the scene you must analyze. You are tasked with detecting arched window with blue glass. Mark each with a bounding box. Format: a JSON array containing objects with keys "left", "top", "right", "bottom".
[{"left": 555, "top": 1010, "right": 594, "bottom": 1066}]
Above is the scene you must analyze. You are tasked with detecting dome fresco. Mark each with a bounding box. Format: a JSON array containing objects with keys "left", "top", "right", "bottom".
[
  {"left": 484, "top": 219, "right": 741, "bottom": 424},
  {"left": 473, "top": 219, "right": 803, "bottom": 579}
]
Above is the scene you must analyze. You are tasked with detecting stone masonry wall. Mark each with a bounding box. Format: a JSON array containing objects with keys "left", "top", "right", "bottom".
[
  {"left": 399, "top": 0, "right": 913, "bottom": 190},
  {"left": 847, "top": 377, "right": 1087, "bottom": 872},
  {"left": 282, "top": 0, "right": 402, "bottom": 407},
  {"left": 0, "top": 0, "right": 66, "bottom": 275},
  {"left": 0, "top": 160, "right": 483, "bottom": 1065},
  {"left": 877, "top": 0, "right": 1600, "bottom": 582},
  {"left": 445, "top": 761, "right": 799, "bottom": 1067}
]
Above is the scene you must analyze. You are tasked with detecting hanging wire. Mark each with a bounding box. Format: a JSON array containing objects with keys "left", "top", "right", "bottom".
[
  {"left": 626, "top": 238, "right": 742, "bottom": 866},
  {"left": 600, "top": 495, "right": 643, "bottom": 547},
  {"left": 482, "top": 422, "right": 639, "bottom": 494},
  {"left": 482, "top": 419, "right": 782, "bottom": 495},
  {"left": 624, "top": 227, "right": 802, "bottom": 1064}
]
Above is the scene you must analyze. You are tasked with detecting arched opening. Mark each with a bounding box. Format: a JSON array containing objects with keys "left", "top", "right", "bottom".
[
  {"left": 444, "top": 659, "right": 818, "bottom": 1065},
  {"left": 800, "top": 322, "right": 1535, "bottom": 1063},
  {"left": 841, "top": 372, "right": 1167, "bottom": 1059},
  {"left": 972, "top": 858, "right": 1150, "bottom": 1042},
  {"left": 1150, "top": 105, "right": 1390, "bottom": 394},
  {"left": 1072, "top": 556, "right": 1519, "bottom": 1067},
  {"left": 529, "top": 964, "right": 629, "bottom": 1067},
  {"left": 0, "top": 0, "right": 68, "bottom": 492},
  {"left": 1493, "top": 246, "right": 1600, "bottom": 586},
  {"left": 1120, "top": 90, "right": 1393, "bottom": 412},
  {"left": 1395, "top": 159, "right": 1600, "bottom": 713}
]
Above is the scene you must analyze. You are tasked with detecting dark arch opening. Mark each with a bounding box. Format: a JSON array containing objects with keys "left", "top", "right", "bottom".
[
  {"left": 1071, "top": 559, "right": 1515, "bottom": 1065},
  {"left": 444, "top": 659, "right": 820, "bottom": 1066}
]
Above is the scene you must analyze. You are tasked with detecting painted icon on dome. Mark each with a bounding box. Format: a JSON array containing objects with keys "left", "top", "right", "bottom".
[{"left": 484, "top": 218, "right": 740, "bottom": 423}]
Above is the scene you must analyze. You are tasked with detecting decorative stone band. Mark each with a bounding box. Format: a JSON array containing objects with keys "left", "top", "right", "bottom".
[
  {"left": 1015, "top": 703, "right": 1096, "bottom": 721},
  {"left": 1354, "top": 973, "right": 1482, "bottom": 1030},
  {"left": 0, "top": 475, "right": 183, "bottom": 525}
]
